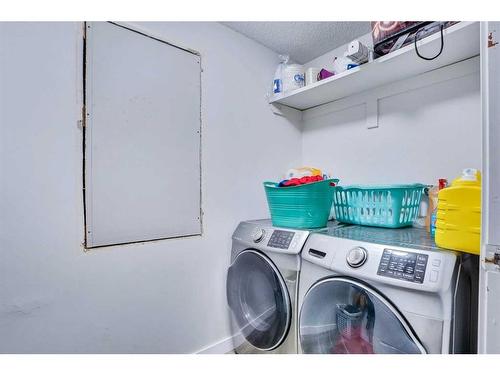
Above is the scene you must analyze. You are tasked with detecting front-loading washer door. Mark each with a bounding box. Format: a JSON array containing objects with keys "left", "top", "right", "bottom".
[
  {"left": 299, "top": 277, "right": 426, "bottom": 354},
  {"left": 227, "top": 249, "right": 291, "bottom": 351}
]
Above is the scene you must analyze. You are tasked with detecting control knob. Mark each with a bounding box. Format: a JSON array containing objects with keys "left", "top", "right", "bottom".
[
  {"left": 346, "top": 247, "right": 367, "bottom": 268},
  {"left": 252, "top": 228, "right": 265, "bottom": 243}
]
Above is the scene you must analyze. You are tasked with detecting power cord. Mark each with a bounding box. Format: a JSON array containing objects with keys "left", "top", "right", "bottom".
[{"left": 414, "top": 24, "right": 444, "bottom": 60}]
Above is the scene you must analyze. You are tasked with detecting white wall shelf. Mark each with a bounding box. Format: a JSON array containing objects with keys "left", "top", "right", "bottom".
[{"left": 269, "top": 21, "right": 479, "bottom": 111}]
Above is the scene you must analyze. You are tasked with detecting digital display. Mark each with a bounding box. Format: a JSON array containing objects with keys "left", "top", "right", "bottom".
[
  {"left": 377, "top": 249, "right": 428, "bottom": 284},
  {"left": 268, "top": 230, "right": 295, "bottom": 249}
]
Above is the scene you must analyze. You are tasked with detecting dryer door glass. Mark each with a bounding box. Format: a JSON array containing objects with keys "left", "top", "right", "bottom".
[
  {"left": 299, "top": 277, "right": 426, "bottom": 354},
  {"left": 227, "top": 250, "right": 291, "bottom": 351}
]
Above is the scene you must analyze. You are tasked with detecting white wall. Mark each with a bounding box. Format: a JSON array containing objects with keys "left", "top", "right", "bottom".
[
  {"left": 301, "top": 42, "right": 481, "bottom": 186},
  {"left": 0, "top": 22, "right": 302, "bottom": 353}
]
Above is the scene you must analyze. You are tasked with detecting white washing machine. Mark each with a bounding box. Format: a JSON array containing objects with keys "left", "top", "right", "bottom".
[
  {"left": 298, "top": 225, "right": 478, "bottom": 354},
  {"left": 226, "top": 219, "right": 340, "bottom": 354}
]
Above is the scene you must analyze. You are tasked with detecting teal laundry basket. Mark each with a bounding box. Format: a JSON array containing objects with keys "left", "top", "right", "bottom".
[
  {"left": 264, "top": 179, "right": 339, "bottom": 229},
  {"left": 332, "top": 184, "right": 426, "bottom": 228}
]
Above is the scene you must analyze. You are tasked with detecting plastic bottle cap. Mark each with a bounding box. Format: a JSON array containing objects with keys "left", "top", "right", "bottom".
[
  {"left": 461, "top": 168, "right": 478, "bottom": 181},
  {"left": 438, "top": 179, "right": 448, "bottom": 190}
]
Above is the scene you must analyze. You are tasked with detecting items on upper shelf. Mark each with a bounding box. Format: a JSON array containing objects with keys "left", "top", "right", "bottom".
[
  {"left": 371, "top": 21, "right": 458, "bottom": 59},
  {"left": 344, "top": 39, "right": 371, "bottom": 64},
  {"left": 272, "top": 54, "right": 305, "bottom": 94},
  {"left": 269, "top": 21, "right": 479, "bottom": 111}
]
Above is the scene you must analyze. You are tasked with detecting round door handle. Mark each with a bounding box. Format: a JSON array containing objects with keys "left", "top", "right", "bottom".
[{"left": 346, "top": 247, "right": 367, "bottom": 268}]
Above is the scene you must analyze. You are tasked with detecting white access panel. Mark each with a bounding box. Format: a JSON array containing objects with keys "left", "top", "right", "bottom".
[
  {"left": 479, "top": 21, "right": 500, "bottom": 353},
  {"left": 85, "top": 22, "right": 201, "bottom": 248}
]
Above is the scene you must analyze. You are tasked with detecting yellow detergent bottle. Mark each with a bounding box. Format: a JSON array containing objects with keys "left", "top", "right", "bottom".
[{"left": 435, "top": 168, "right": 481, "bottom": 254}]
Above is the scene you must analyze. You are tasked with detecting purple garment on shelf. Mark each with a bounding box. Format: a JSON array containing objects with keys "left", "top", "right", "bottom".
[{"left": 318, "top": 68, "right": 334, "bottom": 80}]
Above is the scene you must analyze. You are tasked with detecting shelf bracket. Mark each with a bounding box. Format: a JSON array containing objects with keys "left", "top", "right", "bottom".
[
  {"left": 269, "top": 102, "right": 287, "bottom": 117},
  {"left": 366, "top": 97, "right": 379, "bottom": 129},
  {"left": 269, "top": 101, "right": 303, "bottom": 123}
]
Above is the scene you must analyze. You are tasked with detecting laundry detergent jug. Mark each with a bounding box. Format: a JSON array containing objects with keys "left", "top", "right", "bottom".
[{"left": 435, "top": 168, "right": 481, "bottom": 254}]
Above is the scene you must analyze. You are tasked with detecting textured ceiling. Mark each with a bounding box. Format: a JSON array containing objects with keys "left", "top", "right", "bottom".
[{"left": 222, "top": 22, "right": 371, "bottom": 64}]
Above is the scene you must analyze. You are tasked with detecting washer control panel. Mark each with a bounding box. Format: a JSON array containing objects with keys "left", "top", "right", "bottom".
[
  {"left": 377, "top": 249, "right": 428, "bottom": 284},
  {"left": 267, "top": 230, "right": 295, "bottom": 249}
]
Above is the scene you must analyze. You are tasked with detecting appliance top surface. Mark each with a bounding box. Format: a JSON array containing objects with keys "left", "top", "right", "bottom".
[
  {"left": 324, "top": 225, "right": 443, "bottom": 252},
  {"left": 243, "top": 219, "right": 345, "bottom": 232}
]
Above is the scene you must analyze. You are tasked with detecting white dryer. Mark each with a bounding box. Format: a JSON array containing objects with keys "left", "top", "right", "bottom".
[
  {"left": 298, "top": 225, "right": 478, "bottom": 354},
  {"left": 227, "top": 219, "right": 340, "bottom": 354}
]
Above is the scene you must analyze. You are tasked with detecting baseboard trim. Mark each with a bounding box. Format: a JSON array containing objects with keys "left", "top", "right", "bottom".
[{"left": 195, "top": 335, "right": 236, "bottom": 354}]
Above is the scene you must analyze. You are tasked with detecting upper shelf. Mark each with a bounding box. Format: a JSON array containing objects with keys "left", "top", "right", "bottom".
[{"left": 269, "top": 21, "right": 480, "bottom": 111}]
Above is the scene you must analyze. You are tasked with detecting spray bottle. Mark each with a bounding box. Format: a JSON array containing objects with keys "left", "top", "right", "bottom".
[{"left": 272, "top": 55, "right": 289, "bottom": 94}]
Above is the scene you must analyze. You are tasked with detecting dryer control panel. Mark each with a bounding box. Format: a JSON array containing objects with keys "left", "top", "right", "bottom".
[
  {"left": 377, "top": 249, "right": 428, "bottom": 284},
  {"left": 267, "top": 230, "right": 295, "bottom": 249},
  {"left": 232, "top": 220, "right": 316, "bottom": 255}
]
